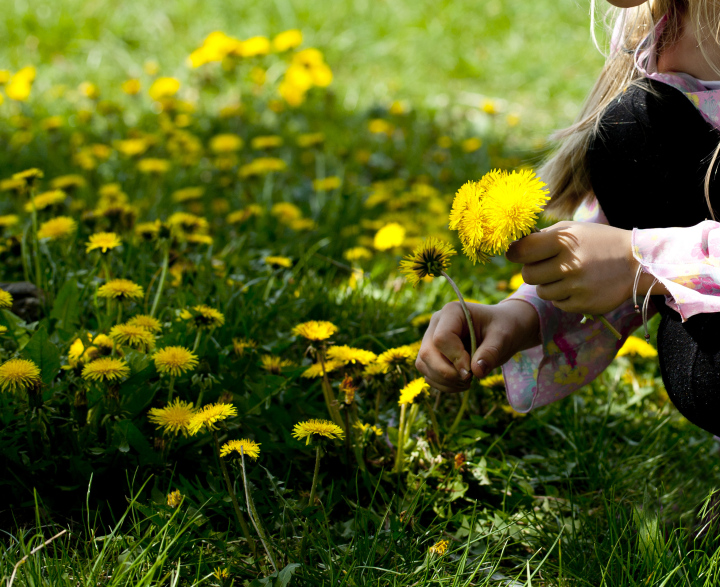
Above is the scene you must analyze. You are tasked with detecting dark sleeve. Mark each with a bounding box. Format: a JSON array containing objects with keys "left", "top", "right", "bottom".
[{"left": 587, "top": 79, "right": 720, "bottom": 230}]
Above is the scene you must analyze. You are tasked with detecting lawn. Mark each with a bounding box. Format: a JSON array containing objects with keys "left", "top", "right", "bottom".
[{"left": 1, "top": 1, "right": 720, "bottom": 586}]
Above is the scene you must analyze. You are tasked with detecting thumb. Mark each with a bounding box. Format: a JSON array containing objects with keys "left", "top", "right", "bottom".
[{"left": 470, "top": 328, "right": 506, "bottom": 379}]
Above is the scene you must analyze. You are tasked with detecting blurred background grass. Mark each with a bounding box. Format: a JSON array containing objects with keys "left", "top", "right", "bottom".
[{"left": 2, "top": 0, "right": 604, "bottom": 140}]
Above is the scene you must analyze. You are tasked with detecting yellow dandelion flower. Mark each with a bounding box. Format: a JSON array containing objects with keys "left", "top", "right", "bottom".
[
  {"left": 301, "top": 359, "right": 344, "bottom": 379},
  {"left": 399, "top": 237, "right": 456, "bottom": 287},
  {"left": 37, "top": 216, "right": 77, "bottom": 240},
  {"left": 86, "top": 232, "right": 122, "bottom": 254},
  {"left": 81, "top": 357, "right": 130, "bottom": 382},
  {"left": 0, "top": 326, "right": 7, "bottom": 336},
  {"left": 0, "top": 214, "right": 20, "bottom": 228},
  {"left": 343, "top": 247, "right": 372, "bottom": 262},
  {"left": 271, "top": 202, "right": 303, "bottom": 223},
  {"left": 509, "top": 272, "right": 525, "bottom": 291},
  {"left": 149, "top": 398, "right": 196, "bottom": 436},
  {"left": 213, "top": 568, "right": 230, "bottom": 580},
  {"left": 326, "top": 345, "right": 377, "bottom": 366},
  {"left": 239, "top": 157, "right": 287, "bottom": 178},
  {"left": 617, "top": 336, "right": 658, "bottom": 359},
  {"left": 109, "top": 324, "right": 156, "bottom": 352},
  {"left": 377, "top": 346, "right": 413, "bottom": 371},
  {"left": 220, "top": 438, "right": 261, "bottom": 460},
  {"left": 411, "top": 313, "right": 434, "bottom": 327},
  {"left": 148, "top": 77, "right": 180, "bottom": 101},
  {"left": 313, "top": 176, "right": 341, "bottom": 191},
  {"left": 210, "top": 133, "right": 243, "bottom": 153},
  {"left": 233, "top": 338, "right": 258, "bottom": 356},
  {"left": 137, "top": 158, "right": 171, "bottom": 175},
  {"left": 180, "top": 304, "right": 225, "bottom": 330},
  {"left": 126, "top": 314, "right": 162, "bottom": 333},
  {"left": 12, "top": 167, "right": 43, "bottom": 187},
  {"left": 0, "top": 290, "right": 13, "bottom": 309},
  {"left": 153, "top": 346, "right": 199, "bottom": 377},
  {"left": 168, "top": 211, "right": 209, "bottom": 234},
  {"left": 121, "top": 79, "right": 142, "bottom": 95},
  {"left": 398, "top": 377, "right": 429, "bottom": 405},
  {"left": 479, "top": 373, "right": 505, "bottom": 388},
  {"left": 251, "top": 135, "right": 283, "bottom": 150},
  {"left": 264, "top": 255, "right": 293, "bottom": 268},
  {"left": 292, "top": 419, "right": 345, "bottom": 445},
  {"left": 292, "top": 320, "right": 338, "bottom": 342},
  {"left": 187, "top": 402, "right": 238, "bottom": 435},
  {"left": 93, "top": 333, "right": 116, "bottom": 353},
  {"left": 97, "top": 279, "right": 144, "bottom": 301},
  {"left": 461, "top": 137, "right": 482, "bottom": 153},
  {"left": 481, "top": 169, "right": 549, "bottom": 255},
  {"left": 362, "top": 362, "right": 388, "bottom": 378},
  {"left": 429, "top": 539, "right": 449, "bottom": 555},
  {"left": 373, "top": 223, "right": 405, "bottom": 251},
  {"left": 172, "top": 186, "right": 205, "bottom": 203},
  {"left": 297, "top": 132, "right": 324, "bottom": 148},
  {"left": 449, "top": 180, "right": 491, "bottom": 265},
  {"left": 273, "top": 29, "right": 303, "bottom": 52},
  {"left": 0, "top": 358, "right": 41, "bottom": 393},
  {"left": 50, "top": 174, "right": 86, "bottom": 191},
  {"left": 260, "top": 354, "right": 295, "bottom": 374},
  {"left": 25, "top": 189, "right": 67, "bottom": 212},
  {"left": 227, "top": 205, "right": 262, "bottom": 225}
]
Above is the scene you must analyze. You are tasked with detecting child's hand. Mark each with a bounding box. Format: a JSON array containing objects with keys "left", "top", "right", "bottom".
[
  {"left": 506, "top": 221, "right": 636, "bottom": 315},
  {"left": 416, "top": 300, "right": 540, "bottom": 393}
]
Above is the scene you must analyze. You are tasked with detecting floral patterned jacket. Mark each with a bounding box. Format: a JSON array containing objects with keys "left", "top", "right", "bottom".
[{"left": 500, "top": 198, "right": 720, "bottom": 412}]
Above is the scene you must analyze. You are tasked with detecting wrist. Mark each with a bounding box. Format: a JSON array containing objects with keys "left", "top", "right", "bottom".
[{"left": 497, "top": 299, "right": 541, "bottom": 351}]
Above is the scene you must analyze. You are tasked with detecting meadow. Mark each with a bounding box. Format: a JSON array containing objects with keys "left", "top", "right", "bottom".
[{"left": 1, "top": 1, "right": 720, "bottom": 585}]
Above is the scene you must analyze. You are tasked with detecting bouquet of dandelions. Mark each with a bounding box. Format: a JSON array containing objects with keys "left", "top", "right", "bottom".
[{"left": 400, "top": 169, "right": 619, "bottom": 431}]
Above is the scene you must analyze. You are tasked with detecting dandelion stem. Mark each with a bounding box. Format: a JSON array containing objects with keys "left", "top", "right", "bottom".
[
  {"left": 150, "top": 242, "right": 170, "bottom": 318},
  {"left": 308, "top": 444, "right": 322, "bottom": 507},
  {"left": 192, "top": 330, "right": 202, "bottom": 353},
  {"left": 440, "top": 270, "right": 477, "bottom": 434},
  {"left": 167, "top": 376, "right": 175, "bottom": 404},
  {"left": 317, "top": 351, "right": 344, "bottom": 430},
  {"left": 29, "top": 189, "right": 43, "bottom": 292},
  {"left": 598, "top": 315, "right": 622, "bottom": 340},
  {"left": 239, "top": 447, "right": 277, "bottom": 573},
  {"left": 212, "top": 431, "right": 257, "bottom": 557},
  {"left": 395, "top": 403, "right": 407, "bottom": 475},
  {"left": 424, "top": 397, "right": 442, "bottom": 447}
]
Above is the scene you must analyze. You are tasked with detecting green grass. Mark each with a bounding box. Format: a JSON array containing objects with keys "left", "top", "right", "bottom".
[
  {"left": 2, "top": 2, "right": 720, "bottom": 586},
  {"left": 1, "top": 0, "right": 603, "bottom": 140}
]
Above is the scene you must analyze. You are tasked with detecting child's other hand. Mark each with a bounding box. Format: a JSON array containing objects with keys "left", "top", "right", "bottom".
[
  {"left": 506, "top": 221, "right": 635, "bottom": 315},
  {"left": 416, "top": 300, "right": 540, "bottom": 393}
]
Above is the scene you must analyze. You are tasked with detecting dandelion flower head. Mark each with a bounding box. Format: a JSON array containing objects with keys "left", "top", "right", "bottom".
[
  {"left": 326, "top": 345, "right": 377, "bottom": 366},
  {"left": 109, "top": 324, "right": 156, "bottom": 352},
  {"left": 233, "top": 337, "right": 258, "bottom": 356},
  {"left": 260, "top": 354, "right": 295, "bottom": 374},
  {"left": 153, "top": 346, "right": 199, "bottom": 377},
  {"left": 398, "top": 377, "right": 430, "bottom": 406},
  {"left": 126, "top": 314, "right": 163, "bottom": 333},
  {"left": 220, "top": 438, "right": 261, "bottom": 460},
  {"left": 148, "top": 398, "right": 196, "bottom": 436},
  {"left": 429, "top": 539, "right": 450, "bottom": 556},
  {"left": 81, "top": 357, "right": 130, "bottom": 382},
  {"left": 399, "top": 237, "right": 456, "bottom": 287},
  {"left": 167, "top": 489, "right": 182, "bottom": 507},
  {"left": 376, "top": 346, "right": 413, "bottom": 371},
  {"left": 0, "top": 358, "right": 41, "bottom": 393},
  {"left": 97, "top": 279, "right": 144, "bottom": 301},
  {"left": 292, "top": 320, "right": 338, "bottom": 342},
  {"left": 292, "top": 419, "right": 345, "bottom": 445},
  {"left": 180, "top": 304, "right": 225, "bottom": 329},
  {"left": 0, "top": 290, "right": 13, "bottom": 309},
  {"left": 449, "top": 179, "right": 491, "bottom": 265},
  {"left": 617, "top": 336, "right": 658, "bottom": 359},
  {"left": 188, "top": 402, "right": 238, "bottom": 435},
  {"left": 373, "top": 222, "right": 405, "bottom": 251},
  {"left": 301, "top": 359, "right": 343, "bottom": 379},
  {"left": 86, "top": 232, "right": 122, "bottom": 254},
  {"left": 37, "top": 216, "right": 77, "bottom": 240}
]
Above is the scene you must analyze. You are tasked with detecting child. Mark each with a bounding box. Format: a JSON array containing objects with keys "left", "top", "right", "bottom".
[{"left": 416, "top": 0, "right": 720, "bottom": 435}]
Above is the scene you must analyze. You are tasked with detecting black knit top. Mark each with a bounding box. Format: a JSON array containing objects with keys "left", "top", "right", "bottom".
[{"left": 587, "top": 78, "right": 720, "bottom": 435}]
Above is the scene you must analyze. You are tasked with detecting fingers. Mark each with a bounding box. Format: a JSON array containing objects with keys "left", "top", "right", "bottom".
[
  {"left": 415, "top": 303, "right": 473, "bottom": 391},
  {"left": 521, "top": 260, "right": 566, "bottom": 286},
  {"left": 535, "top": 280, "right": 573, "bottom": 302},
  {"left": 506, "top": 231, "right": 562, "bottom": 264},
  {"left": 470, "top": 326, "right": 508, "bottom": 379}
]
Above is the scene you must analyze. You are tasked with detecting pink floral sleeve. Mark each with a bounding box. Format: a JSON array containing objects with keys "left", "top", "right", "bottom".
[
  {"left": 500, "top": 198, "right": 646, "bottom": 413},
  {"left": 632, "top": 221, "right": 720, "bottom": 321}
]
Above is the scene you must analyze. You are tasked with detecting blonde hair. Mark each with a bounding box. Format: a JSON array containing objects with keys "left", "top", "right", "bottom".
[{"left": 542, "top": 0, "right": 720, "bottom": 220}]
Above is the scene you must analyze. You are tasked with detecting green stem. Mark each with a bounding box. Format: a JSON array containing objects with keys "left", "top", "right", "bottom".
[
  {"left": 395, "top": 403, "right": 407, "bottom": 475},
  {"left": 308, "top": 444, "right": 322, "bottom": 507},
  {"left": 191, "top": 330, "right": 202, "bottom": 353},
  {"left": 598, "top": 315, "right": 622, "bottom": 340},
  {"left": 212, "top": 432, "right": 257, "bottom": 557},
  {"left": 240, "top": 448, "right": 277, "bottom": 573},
  {"left": 317, "top": 352, "right": 344, "bottom": 430},
  {"left": 424, "top": 397, "right": 442, "bottom": 447},
  {"left": 167, "top": 376, "right": 175, "bottom": 404},
  {"left": 440, "top": 270, "right": 476, "bottom": 434},
  {"left": 150, "top": 243, "right": 170, "bottom": 318},
  {"left": 29, "top": 188, "right": 42, "bottom": 291}
]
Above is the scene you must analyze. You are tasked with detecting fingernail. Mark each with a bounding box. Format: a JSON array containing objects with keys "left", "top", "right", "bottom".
[
  {"left": 459, "top": 368, "right": 470, "bottom": 380},
  {"left": 476, "top": 359, "right": 489, "bottom": 378}
]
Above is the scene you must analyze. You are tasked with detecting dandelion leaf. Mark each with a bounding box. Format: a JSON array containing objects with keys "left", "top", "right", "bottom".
[
  {"left": 22, "top": 323, "right": 60, "bottom": 385},
  {"left": 249, "top": 562, "right": 301, "bottom": 587},
  {"left": 50, "top": 279, "right": 80, "bottom": 334}
]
